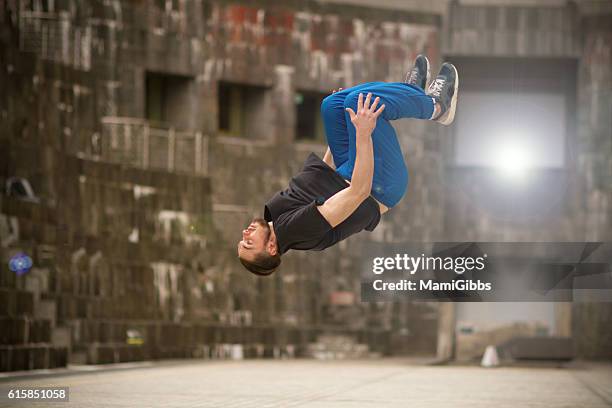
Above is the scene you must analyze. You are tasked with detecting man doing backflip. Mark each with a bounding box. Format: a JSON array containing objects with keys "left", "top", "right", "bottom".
[{"left": 238, "top": 55, "right": 459, "bottom": 276}]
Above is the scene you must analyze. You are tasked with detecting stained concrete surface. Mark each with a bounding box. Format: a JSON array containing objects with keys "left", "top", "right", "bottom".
[{"left": 1, "top": 359, "right": 611, "bottom": 407}]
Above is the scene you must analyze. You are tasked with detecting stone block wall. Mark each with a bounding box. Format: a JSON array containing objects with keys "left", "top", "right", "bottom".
[{"left": 0, "top": 0, "right": 443, "bottom": 370}]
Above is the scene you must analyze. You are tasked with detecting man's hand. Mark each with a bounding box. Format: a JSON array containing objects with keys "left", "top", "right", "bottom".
[{"left": 345, "top": 92, "right": 385, "bottom": 136}]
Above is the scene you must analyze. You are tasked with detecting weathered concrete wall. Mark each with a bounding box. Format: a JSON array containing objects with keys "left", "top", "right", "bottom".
[
  {"left": 442, "top": 1, "right": 612, "bottom": 361},
  {"left": 0, "top": 0, "right": 442, "bottom": 370},
  {"left": 445, "top": 1, "right": 580, "bottom": 57},
  {"left": 572, "top": 8, "right": 612, "bottom": 360}
]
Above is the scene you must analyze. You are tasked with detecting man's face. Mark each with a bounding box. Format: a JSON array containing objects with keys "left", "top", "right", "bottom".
[{"left": 237, "top": 218, "right": 271, "bottom": 262}]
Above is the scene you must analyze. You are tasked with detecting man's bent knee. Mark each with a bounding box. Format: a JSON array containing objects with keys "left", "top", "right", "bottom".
[
  {"left": 321, "top": 93, "right": 344, "bottom": 115},
  {"left": 343, "top": 90, "right": 362, "bottom": 110}
]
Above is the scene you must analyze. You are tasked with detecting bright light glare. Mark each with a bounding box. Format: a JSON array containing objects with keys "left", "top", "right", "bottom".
[{"left": 494, "top": 141, "right": 532, "bottom": 179}]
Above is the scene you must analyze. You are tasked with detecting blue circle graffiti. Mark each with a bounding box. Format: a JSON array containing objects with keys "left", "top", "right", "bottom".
[{"left": 9, "top": 253, "right": 33, "bottom": 275}]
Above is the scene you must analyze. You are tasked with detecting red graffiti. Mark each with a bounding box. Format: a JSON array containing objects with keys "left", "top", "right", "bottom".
[{"left": 228, "top": 6, "right": 258, "bottom": 24}]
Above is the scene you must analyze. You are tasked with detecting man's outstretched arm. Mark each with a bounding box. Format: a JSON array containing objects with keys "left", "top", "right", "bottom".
[{"left": 317, "top": 92, "right": 384, "bottom": 228}]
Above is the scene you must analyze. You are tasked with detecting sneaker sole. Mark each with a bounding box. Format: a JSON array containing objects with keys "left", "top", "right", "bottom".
[
  {"left": 405, "top": 56, "right": 431, "bottom": 90},
  {"left": 438, "top": 64, "right": 459, "bottom": 126},
  {"left": 425, "top": 57, "right": 431, "bottom": 90}
]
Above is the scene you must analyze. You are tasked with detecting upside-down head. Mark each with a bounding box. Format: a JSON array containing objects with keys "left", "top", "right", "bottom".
[{"left": 237, "top": 218, "right": 281, "bottom": 276}]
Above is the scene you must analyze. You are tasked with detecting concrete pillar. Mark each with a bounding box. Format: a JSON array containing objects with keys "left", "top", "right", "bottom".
[
  {"left": 436, "top": 302, "right": 455, "bottom": 361},
  {"left": 271, "top": 65, "right": 296, "bottom": 145},
  {"left": 554, "top": 302, "right": 572, "bottom": 337}
]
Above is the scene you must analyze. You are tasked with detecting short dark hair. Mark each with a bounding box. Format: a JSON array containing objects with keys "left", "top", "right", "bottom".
[{"left": 239, "top": 251, "right": 281, "bottom": 276}]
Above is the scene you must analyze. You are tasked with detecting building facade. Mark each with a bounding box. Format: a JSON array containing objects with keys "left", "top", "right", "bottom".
[{"left": 0, "top": 0, "right": 610, "bottom": 370}]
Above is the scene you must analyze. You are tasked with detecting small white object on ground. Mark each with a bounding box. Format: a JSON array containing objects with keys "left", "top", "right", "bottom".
[{"left": 481, "top": 345, "right": 500, "bottom": 367}]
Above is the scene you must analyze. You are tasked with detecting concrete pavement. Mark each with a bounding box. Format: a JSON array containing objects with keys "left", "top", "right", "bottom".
[{"left": 0, "top": 359, "right": 611, "bottom": 407}]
